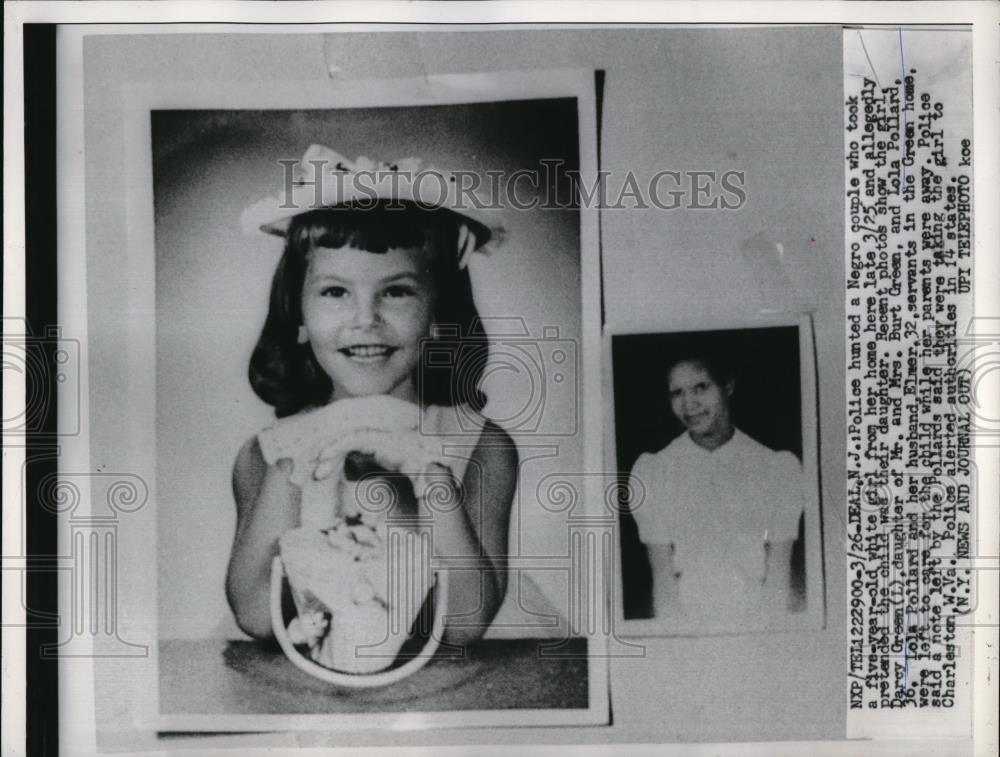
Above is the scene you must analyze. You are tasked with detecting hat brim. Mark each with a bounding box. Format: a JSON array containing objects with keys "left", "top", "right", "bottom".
[{"left": 242, "top": 178, "right": 500, "bottom": 250}]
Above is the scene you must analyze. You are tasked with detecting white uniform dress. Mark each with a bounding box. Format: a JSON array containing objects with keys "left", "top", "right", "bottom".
[{"left": 628, "top": 429, "right": 804, "bottom": 624}]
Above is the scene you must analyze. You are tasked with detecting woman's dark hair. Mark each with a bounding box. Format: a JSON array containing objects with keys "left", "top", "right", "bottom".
[
  {"left": 663, "top": 347, "right": 735, "bottom": 388},
  {"left": 249, "top": 203, "right": 489, "bottom": 418}
]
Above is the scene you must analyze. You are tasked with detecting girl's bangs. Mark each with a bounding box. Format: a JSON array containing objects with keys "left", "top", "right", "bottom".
[{"left": 289, "top": 205, "right": 453, "bottom": 256}]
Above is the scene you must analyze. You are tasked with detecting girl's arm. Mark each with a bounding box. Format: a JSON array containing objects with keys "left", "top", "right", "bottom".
[
  {"left": 226, "top": 436, "right": 301, "bottom": 639},
  {"left": 422, "top": 420, "right": 517, "bottom": 647}
]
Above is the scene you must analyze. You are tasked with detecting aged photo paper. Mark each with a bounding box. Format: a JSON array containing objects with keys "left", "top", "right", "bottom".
[{"left": 3, "top": 3, "right": 998, "bottom": 757}]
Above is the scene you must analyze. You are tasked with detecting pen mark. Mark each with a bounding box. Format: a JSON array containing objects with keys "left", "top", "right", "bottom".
[
  {"left": 898, "top": 27, "right": 909, "bottom": 187},
  {"left": 857, "top": 30, "right": 883, "bottom": 90},
  {"left": 901, "top": 607, "right": 910, "bottom": 693}
]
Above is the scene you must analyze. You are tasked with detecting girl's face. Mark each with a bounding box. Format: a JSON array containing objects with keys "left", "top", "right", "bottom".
[
  {"left": 300, "top": 244, "right": 437, "bottom": 403},
  {"left": 667, "top": 360, "right": 733, "bottom": 439}
]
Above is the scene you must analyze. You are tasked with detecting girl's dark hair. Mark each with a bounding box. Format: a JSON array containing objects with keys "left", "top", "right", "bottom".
[{"left": 249, "top": 203, "right": 489, "bottom": 418}]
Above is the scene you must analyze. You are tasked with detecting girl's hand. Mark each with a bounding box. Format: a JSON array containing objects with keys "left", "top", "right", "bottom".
[{"left": 319, "top": 437, "right": 460, "bottom": 522}]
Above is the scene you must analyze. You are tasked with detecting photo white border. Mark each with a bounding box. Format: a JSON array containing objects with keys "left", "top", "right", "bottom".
[
  {"left": 62, "top": 35, "right": 608, "bottom": 737},
  {"left": 604, "top": 312, "right": 825, "bottom": 637}
]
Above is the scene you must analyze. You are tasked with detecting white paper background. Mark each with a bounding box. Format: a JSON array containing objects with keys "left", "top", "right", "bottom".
[{"left": 79, "top": 26, "right": 848, "bottom": 747}]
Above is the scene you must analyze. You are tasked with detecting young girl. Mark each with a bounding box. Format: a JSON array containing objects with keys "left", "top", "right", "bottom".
[{"left": 226, "top": 147, "right": 518, "bottom": 649}]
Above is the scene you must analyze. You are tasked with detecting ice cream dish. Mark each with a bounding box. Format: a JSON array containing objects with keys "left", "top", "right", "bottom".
[{"left": 278, "top": 514, "right": 433, "bottom": 675}]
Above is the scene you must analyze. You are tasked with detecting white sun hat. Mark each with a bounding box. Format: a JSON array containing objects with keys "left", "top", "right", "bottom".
[{"left": 241, "top": 144, "right": 503, "bottom": 268}]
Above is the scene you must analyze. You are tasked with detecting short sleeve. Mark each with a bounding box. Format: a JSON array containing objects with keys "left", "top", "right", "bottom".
[
  {"left": 626, "top": 453, "right": 651, "bottom": 512},
  {"left": 766, "top": 451, "right": 806, "bottom": 543}
]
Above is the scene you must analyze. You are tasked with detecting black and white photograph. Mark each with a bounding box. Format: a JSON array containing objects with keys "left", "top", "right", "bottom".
[
  {"left": 4, "top": 6, "right": 999, "bottom": 757},
  {"left": 152, "top": 98, "right": 601, "bottom": 724},
  {"left": 608, "top": 319, "right": 823, "bottom": 635},
  {"left": 68, "top": 56, "right": 607, "bottom": 735}
]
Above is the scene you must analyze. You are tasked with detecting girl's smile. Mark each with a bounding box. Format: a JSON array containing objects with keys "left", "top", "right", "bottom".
[
  {"left": 300, "top": 244, "right": 437, "bottom": 403},
  {"left": 339, "top": 344, "right": 397, "bottom": 361}
]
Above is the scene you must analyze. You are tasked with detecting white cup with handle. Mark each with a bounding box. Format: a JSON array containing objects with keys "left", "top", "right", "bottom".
[{"left": 271, "top": 520, "right": 447, "bottom": 688}]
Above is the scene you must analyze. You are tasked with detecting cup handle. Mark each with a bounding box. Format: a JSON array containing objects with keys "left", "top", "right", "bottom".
[{"left": 270, "top": 556, "right": 448, "bottom": 688}]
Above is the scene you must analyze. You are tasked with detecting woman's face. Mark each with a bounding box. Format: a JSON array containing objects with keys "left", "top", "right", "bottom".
[
  {"left": 300, "top": 244, "right": 437, "bottom": 403},
  {"left": 667, "top": 360, "right": 733, "bottom": 440}
]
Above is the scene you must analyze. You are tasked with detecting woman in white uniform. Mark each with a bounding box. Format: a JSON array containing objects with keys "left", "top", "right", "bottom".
[{"left": 627, "top": 353, "right": 804, "bottom": 627}]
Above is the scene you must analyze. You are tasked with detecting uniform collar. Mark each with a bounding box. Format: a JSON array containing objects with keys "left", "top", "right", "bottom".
[{"left": 678, "top": 427, "right": 747, "bottom": 458}]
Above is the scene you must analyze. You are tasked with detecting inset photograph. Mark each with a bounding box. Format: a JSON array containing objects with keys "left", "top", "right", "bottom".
[{"left": 607, "top": 317, "right": 824, "bottom": 635}]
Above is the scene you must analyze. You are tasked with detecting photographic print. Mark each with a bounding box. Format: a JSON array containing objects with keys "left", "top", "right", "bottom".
[
  {"left": 71, "top": 54, "right": 606, "bottom": 735},
  {"left": 153, "top": 98, "right": 604, "bottom": 729},
  {"left": 8, "top": 11, "right": 996, "bottom": 756},
  {"left": 608, "top": 317, "right": 824, "bottom": 635}
]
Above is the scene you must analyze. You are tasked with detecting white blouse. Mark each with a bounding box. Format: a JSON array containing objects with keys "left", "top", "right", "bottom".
[{"left": 628, "top": 429, "right": 804, "bottom": 616}]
